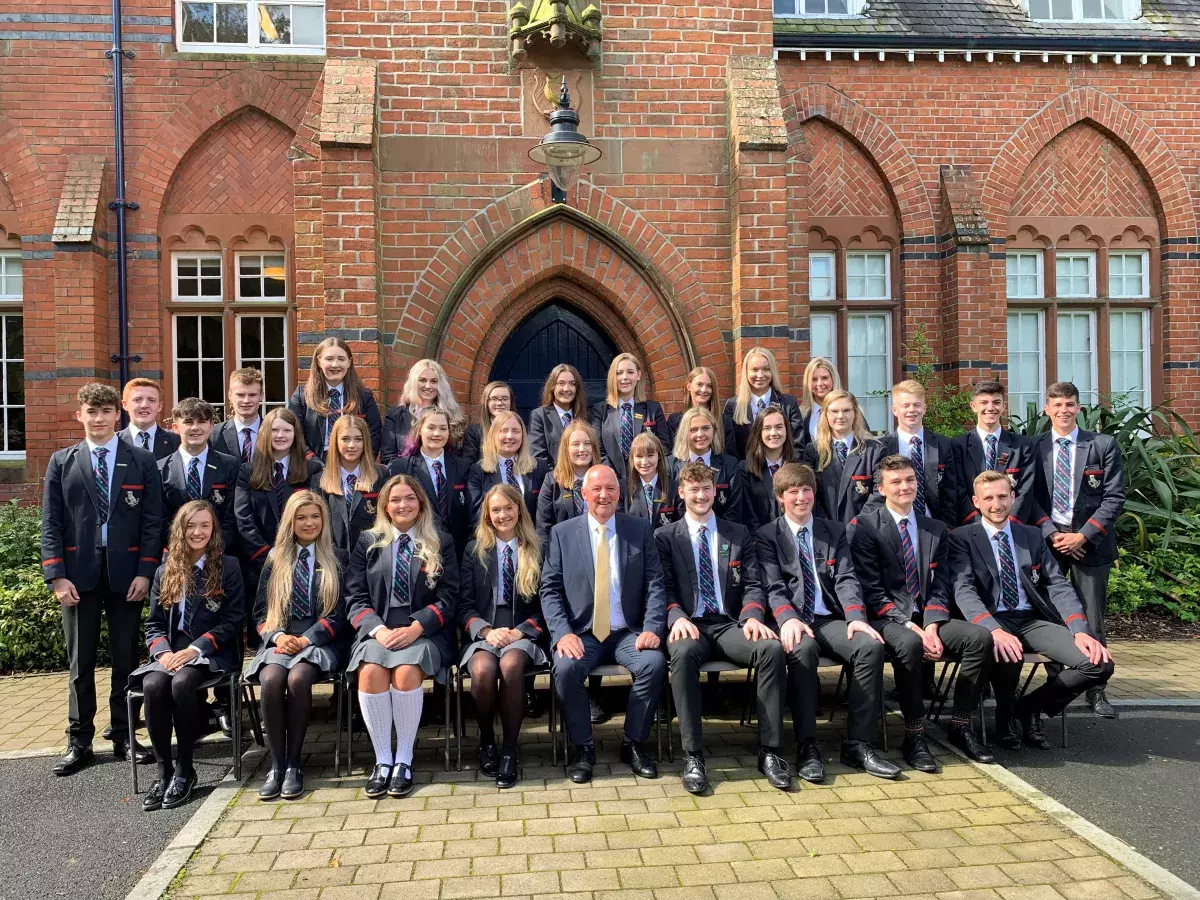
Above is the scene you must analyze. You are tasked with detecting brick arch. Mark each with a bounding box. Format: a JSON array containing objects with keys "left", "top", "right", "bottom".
[
  {"left": 983, "top": 87, "right": 1196, "bottom": 238},
  {"left": 787, "top": 84, "right": 935, "bottom": 235},
  {"left": 0, "top": 110, "right": 46, "bottom": 235}
]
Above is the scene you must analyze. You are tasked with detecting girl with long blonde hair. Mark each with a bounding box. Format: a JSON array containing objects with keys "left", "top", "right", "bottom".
[
  {"left": 535, "top": 418, "right": 601, "bottom": 547},
  {"left": 669, "top": 406, "right": 745, "bottom": 524},
  {"left": 723, "top": 346, "right": 806, "bottom": 459},
  {"left": 529, "top": 363, "right": 589, "bottom": 466},
  {"left": 666, "top": 366, "right": 735, "bottom": 454},
  {"left": 801, "top": 389, "right": 883, "bottom": 522},
  {"left": 390, "top": 406, "right": 472, "bottom": 560},
  {"left": 287, "top": 336, "right": 383, "bottom": 455},
  {"left": 588, "top": 352, "right": 671, "bottom": 483},
  {"left": 316, "top": 415, "right": 386, "bottom": 555},
  {"left": 798, "top": 357, "right": 843, "bottom": 446},
  {"left": 467, "top": 409, "right": 548, "bottom": 525},
  {"left": 381, "top": 358, "right": 468, "bottom": 465}
]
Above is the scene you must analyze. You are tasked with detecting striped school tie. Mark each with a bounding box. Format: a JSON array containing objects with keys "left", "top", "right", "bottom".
[
  {"left": 392, "top": 534, "right": 413, "bottom": 607},
  {"left": 93, "top": 448, "right": 110, "bottom": 523},
  {"left": 898, "top": 518, "right": 921, "bottom": 599},
  {"left": 696, "top": 525, "right": 718, "bottom": 618},
  {"left": 292, "top": 548, "right": 312, "bottom": 618},
  {"left": 985, "top": 434, "right": 999, "bottom": 471},
  {"left": 186, "top": 457, "right": 203, "bottom": 500},
  {"left": 797, "top": 528, "right": 817, "bottom": 623},
  {"left": 994, "top": 531, "right": 1020, "bottom": 610},
  {"left": 909, "top": 435, "right": 927, "bottom": 517},
  {"left": 620, "top": 403, "right": 634, "bottom": 458},
  {"left": 1052, "top": 438, "right": 1073, "bottom": 518},
  {"left": 273, "top": 461, "right": 288, "bottom": 510}
]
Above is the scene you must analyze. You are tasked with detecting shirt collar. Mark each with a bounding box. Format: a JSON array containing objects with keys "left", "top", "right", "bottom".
[
  {"left": 192, "top": 553, "right": 207, "bottom": 572},
  {"left": 130, "top": 422, "right": 157, "bottom": 438},
  {"left": 340, "top": 465, "right": 360, "bottom": 481},
  {"left": 980, "top": 518, "right": 1012, "bottom": 542},
  {"left": 328, "top": 383, "right": 344, "bottom": 397},
  {"left": 751, "top": 389, "right": 773, "bottom": 405},
  {"left": 887, "top": 504, "right": 917, "bottom": 528},
  {"left": 554, "top": 404, "right": 571, "bottom": 417},
  {"left": 784, "top": 515, "right": 813, "bottom": 540},
  {"left": 690, "top": 451, "right": 712, "bottom": 466},
  {"left": 272, "top": 455, "right": 290, "bottom": 475},
  {"left": 498, "top": 536, "right": 518, "bottom": 553},
  {"left": 896, "top": 425, "right": 924, "bottom": 444},
  {"left": 179, "top": 445, "right": 208, "bottom": 468},
  {"left": 87, "top": 434, "right": 120, "bottom": 457},
  {"left": 234, "top": 415, "right": 261, "bottom": 430},
  {"left": 833, "top": 434, "right": 855, "bottom": 451},
  {"left": 1052, "top": 427, "right": 1079, "bottom": 444},
  {"left": 639, "top": 474, "right": 659, "bottom": 489},
  {"left": 686, "top": 513, "right": 717, "bottom": 536},
  {"left": 422, "top": 451, "right": 445, "bottom": 468},
  {"left": 977, "top": 424, "right": 1002, "bottom": 443},
  {"left": 392, "top": 527, "right": 414, "bottom": 545},
  {"left": 587, "top": 513, "right": 615, "bottom": 536}
]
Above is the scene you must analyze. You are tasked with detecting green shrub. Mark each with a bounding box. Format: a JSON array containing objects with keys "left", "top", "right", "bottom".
[
  {"left": 1110, "top": 547, "right": 1200, "bottom": 622},
  {"left": 0, "top": 500, "right": 69, "bottom": 672},
  {"left": 900, "top": 324, "right": 975, "bottom": 437}
]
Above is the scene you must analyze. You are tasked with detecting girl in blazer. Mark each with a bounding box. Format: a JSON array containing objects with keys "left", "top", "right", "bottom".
[
  {"left": 665, "top": 366, "right": 736, "bottom": 456},
  {"left": 458, "top": 484, "right": 548, "bottom": 788},
  {"left": 801, "top": 389, "right": 884, "bottom": 524},
  {"left": 528, "top": 363, "right": 589, "bottom": 467},
  {"left": 313, "top": 415, "right": 387, "bottom": 556},
  {"left": 461, "top": 381, "right": 514, "bottom": 468},
  {"left": 130, "top": 500, "right": 244, "bottom": 811},
  {"left": 535, "top": 419, "right": 602, "bottom": 547},
  {"left": 624, "top": 431, "right": 677, "bottom": 529},
  {"left": 467, "top": 411, "right": 548, "bottom": 526},
  {"left": 589, "top": 352, "right": 671, "bottom": 483},
  {"left": 724, "top": 346, "right": 806, "bottom": 459},
  {"left": 740, "top": 406, "right": 797, "bottom": 531},
  {"left": 798, "top": 357, "right": 842, "bottom": 449},
  {"left": 287, "top": 337, "right": 383, "bottom": 458},
  {"left": 389, "top": 407, "right": 472, "bottom": 561},
  {"left": 345, "top": 474, "right": 460, "bottom": 800},
  {"left": 380, "top": 359, "right": 469, "bottom": 465},
  {"left": 246, "top": 491, "right": 346, "bottom": 801},
  {"left": 669, "top": 406, "right": 745, "bottom": 524}
]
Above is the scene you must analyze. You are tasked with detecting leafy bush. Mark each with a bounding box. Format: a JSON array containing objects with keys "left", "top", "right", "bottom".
[
  {"left": 1109, "top": 548, "right": 1200, "bottom": 622},
  {"left": 0, "top": 500, "right": 71, "bottom": 672},
  {"left": 897, "top": 325, "right": 975, "bottom": 437}
]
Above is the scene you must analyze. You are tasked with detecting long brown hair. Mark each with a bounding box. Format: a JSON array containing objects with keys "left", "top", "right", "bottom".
[
  {"left": 473, "top": 484, "right": 541, "bottom": 598},
  {"left": 553, "top": 419, "right": 600, "bottom": 490},
  {"left": 680, "top": 366, "right": 722, "bottom": 416},
  {"left": 539, "top": 363, "right": 588, "bottom": 420},
  {"left": 627, "top": 432, "right": 670, "bottom": 498},
  {"left": 477, "top": 381, "right": 514, "bottom": 433},
  {"left": 304, "top": 336, "right": 366, "bottom": 418},
  {"left": 264, "top": 491, "right": 341, "bottom": 631},
  {"left": 367, "top": 474, "right": 444, "bottom": 581},
  {"left": 248, "top": 407, "right": 312, "bottom": 490},
  {"left": 157, "top": 501, "right": 224, "bottom": 609},
  {"left": 319, "top": 414, "right": 381, "bottom": 495},
  {"left": 745, "top": 407, "right": 797, "bottom": 479}
]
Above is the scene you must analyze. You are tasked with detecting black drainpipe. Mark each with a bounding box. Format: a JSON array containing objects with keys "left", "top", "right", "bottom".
[{"left": 107, "top": 0, "right": 139, "bottom": 389}]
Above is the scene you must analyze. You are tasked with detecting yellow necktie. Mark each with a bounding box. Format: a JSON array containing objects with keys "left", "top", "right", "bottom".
[{"left": 592, "top": 525, "right": 611, "bottom": 640}]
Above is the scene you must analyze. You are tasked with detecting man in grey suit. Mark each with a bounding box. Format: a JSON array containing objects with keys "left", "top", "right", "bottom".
[{"left": 541, "top": 465, "right": 668, "bottom": 783}]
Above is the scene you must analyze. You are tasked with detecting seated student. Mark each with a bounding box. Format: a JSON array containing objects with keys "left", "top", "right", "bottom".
[
  {"left": 314, "top": 415, "right": 387, "bottom": 556},
  {"left": 665, "top": 366, "right": 736, "bottom": 456},
  {"left": 797, "top": 357, "right": 842, "bottom": 449},
  {"left": 529, "top": 364, "right": 589, "bottom": 468},
  {"left": 535, "top": 419, "right": 601, "bottom": 548},
  {"left": 389, "top": 407, "right": 472, "bottom": 561},
  {"left": 246, "top": 491, "right": 345, "bottom": 801},
  {"left": 288, "top": 337, "right": 383, "bottom": 459},
  {"left": 950, "top": 471, "right": 1114, "bottom": 750},
  {"left": 210, "top": 368, "right": 265, "bottom": 464},
  {"left": 669, "top": 406, "right": 744, "bottom": 525},
  {"left": 657, "top": 461, "right": 791, "bottom": 794},
  {"left": 740, "top": 407, "right": 797, "bottom": 531},
  {"left": 540, "top": 465, "right": 668, "bottom": 784},
  {"left": 589, "top": 352, "right": 672, "bottom": 483},
  {"left": 802, "top": 390, "right": 885, "bottom": 524},
  {"left": 461, "top": 381, "right": 514, "bottom": 469},
  {"left": 345, "top": 474, "right": 459, "bottom": 799},
  {"left": 624, "top": 432, "right": 677, "bottom": 530},
  {"left": 850, "top": 455, "right": 996, "bottom": 768},
  {"left": 756, "top": 463, "right": 898, "bottom": 780},
  {"left": 160, "top": 398, "right": 240, "bottom": 552},
  {"left": 467, "top": 410, "right": 548, "bottom": 525},
  {"left": 120, "top": 378, "right": 181, "bottom": 460},
  {"left": 381, "top": 359, "right": 469, "bottom": 466},
  {"left": 129, "top": 501, "right": 243, "bottom": 811},
  {"left": 952, "top": 380, "right": 1036, "bottom": 527},
  {"left": 458, "top": 484, "right": 547, "bottom": 788},
  {"left": 724, "top": 347, "right": 805, "bottom": 459}
]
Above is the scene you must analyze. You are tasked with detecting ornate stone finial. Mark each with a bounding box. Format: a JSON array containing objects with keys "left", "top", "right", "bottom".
[{"left": 507, "top": 0, "right": 602, "bottom": 67}]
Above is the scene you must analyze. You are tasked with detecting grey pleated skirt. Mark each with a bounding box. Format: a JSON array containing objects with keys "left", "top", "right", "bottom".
[
  {"left": 348, "top": 636, "right": 445, "bottom": 683},
  {"left": 458, "top": 637, "right": 547, "bottom": 669},
  {"left": 243, "top": 641, "right": 342, "bottom": 679},
  {"left": 128, "top": 655, "right": 226, "bottom": 690}
]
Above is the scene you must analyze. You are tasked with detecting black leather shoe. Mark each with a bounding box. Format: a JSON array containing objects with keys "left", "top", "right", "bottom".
[
  {"left": 258, "top": 769, "right": 283, "bottom": 801},
  {"left": 496, "top": 752, "right": 519, "bottom": 789},
  {"left": 620, "top": 741, "right": 658, "bottom": 779},
  {"left": 53, "top": 744, "right": 94, "bottom": 777},
  {"left": 567, "top": 745, "right": 596, "bottom": 784},
  {"left": 143, "top": 778, "right": 168, "bottom": 811},
  {"left": 1015, "top": 703, "right": 1051, "bottom": 749},
  {"left": 162, "top": 772, "right": 197, "bottom": 810},
  {"left": 757, "top": 748, "right": 792, "bottom": 790},
  {"left": 114, "top": 737, "right": 154, "bottom": 765},
  {"left": 281, "top": 767, "right": 304, "bottom": 800},
  {"left": 102, "top": 725, "right": 114, "bottom": 741},
  {"left": 589, "top": 697, "right": 609, "bottom": 726},
  {"left": 994, "top": 716, "right": 1022, "bottom": 751},
  {"left": 477, "top": 742, "right": 500, "bottom": 777},
  {"left": 388, "top": 763, "right": 414, "bottom": 798},
  {"left": 681, "top": 752, "right": 708, "bottom": 795},
  {"left": 840, "top": 740, "right": 901, "bottom": 779},
  {"left": 947, "top": 724, "right": 995, "bottom": 764},
  {"left": 902, "top": 733, "right": 939, "bottom": 773},
  {"left": 1088, "top": 688, "right": 1118, "bottom": 719},
  {"left": 365, "top": 764, "right": 392, "bottom": 799},
  {"left": 216, "top": 713, "right": 234, "bottom": 737},
  {"left": 796, "top": 739, "right": 825, "bottom": 784},
  {"left": 525, "top": 690, "right": 544, "bottom": 719}
]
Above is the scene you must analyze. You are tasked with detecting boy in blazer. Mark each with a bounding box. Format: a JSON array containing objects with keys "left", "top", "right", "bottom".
[
  {"left": 160, "top": 398, "right": 240, "bottom": 551},
  {"left": 120, "top": 377, "right": 180, "bottom": 461},
  {"left": 952, "top": 381, "right": 1036, "bottom": 527},
  {"left": 950, "top": 470, "right": 1115, "bottom": 749},
  {"left": 850, "top": 454, "right": 995, "bottom": 768},
  {"left": 210, "top": 368, "right": 265, "bottom": 464},
  {"left": 756, "top": 463, "right": 898, "bottom": 781},
  {"left": 656, "top": 461, "right": 790, "bottom": 794},
  {"left": 1028, "top": 381, "right": 1125, "bottom": 719},
  {"left": 42, "top": 382, "right": 164, "bottom": 775}
]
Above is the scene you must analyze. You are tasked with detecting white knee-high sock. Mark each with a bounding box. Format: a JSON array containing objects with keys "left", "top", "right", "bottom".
[
  {"left": 391, "top": 687, "right": 424, "bottom": 767},
  {"left": 358, "top": 690, "right": 395, "bottom": 766}
]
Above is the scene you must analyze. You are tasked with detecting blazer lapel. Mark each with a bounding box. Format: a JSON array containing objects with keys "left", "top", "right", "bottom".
[
  {"left": 486, "top": 550, "right": 500, "bottom": 613},
  {"left": 1041, "top": 434, "right": 1057, "bottom": 496},
  {"left": 674, "top": 525, "right": 697, "bottom": 608},
  {"left": 878, "top": 509, "right": 906, "bottom": 573},
  {"left": 918, "top": 521, "right": 934, "bottom": 599},
  {"left": 776, "top": 518, "right": 799, "bottom": 576},
  {"left": 923, "top": 435, "right": 940, "bottom": 508},
  {"left": 717, "top": 526, "right": 732, "bottom": 605},
  {"left": 603, "top": 407, "right": 620, "bottom": 460},
  {"left": 74, "top": 443, "right": 102, "bottom": 516},
  {"left": 967, "top": 431, "right": 985, "bottom": 476},
  {"left": 970, "top": 526, "right": 999, "bottom": 600},
  {"left": 1073, "top": 433, "right": 1092, "bottom": 498},
  {"left": 577, "top": 517, "right": 596, "bottom": 586},
  {"left": 370, "top": 543, "right": 390, "bottom": 610}
]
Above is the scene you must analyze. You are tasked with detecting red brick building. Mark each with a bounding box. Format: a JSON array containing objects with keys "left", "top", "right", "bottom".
[{"left": 1, "top": 0, "right": 1197, "bottom": 496}]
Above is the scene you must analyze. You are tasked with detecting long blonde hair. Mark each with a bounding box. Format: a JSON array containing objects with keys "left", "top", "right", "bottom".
[
  {"left": 553, "top": 419, "right": 600, "bottom": 490},
  {"left": 732, "top": 347, "right": 784, "bottom": 426},
  {"left": 303, "top": 336, "right": 366, "bottom": 417},
  {"left": 367, "top": 474, "right": 444, "bottom": 581},
  {"left": 480, "top": 410, "right": 537, "bottom": 476},
  {"left": 800, "top": 357, "right": 843, "bottom": 417},
  {"left": 473, "top": 483, "right": 541, "bottom": 598},
  {"left": 264, "top": 491, "right": 341, "bottom": 631},
  {"left": 672, "top": 405, "right": 724, "bottom": 459},
  {"left": 814, "top": 389, "right": 875, "bottom": 471},
  {"left": 605, "top": 352, "right": 647, "bottom": 406},
  {"left": 681, "top": 366, "right": 722, "bottom": 416},
  {"left": 399, "top": 359, "right": 465, "bottom": 422},
  {"left": 320, "top": 415, "right": 381, "bottom": 495},
  {"left": 157, "top": 501, "right": 224, "bottom": 608}
]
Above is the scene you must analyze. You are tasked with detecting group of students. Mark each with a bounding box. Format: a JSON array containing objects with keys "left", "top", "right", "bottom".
[{"left": 39, "top": 338, "right": 1124, "bottom": 808}]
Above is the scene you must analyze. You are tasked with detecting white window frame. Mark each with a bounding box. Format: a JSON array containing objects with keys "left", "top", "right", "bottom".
[
  {"left": 176, "top": 0, "right": 326, "bottom": 55},
  {"left": 1005, "top": 251, "right": 1044, "bottom": 300},
  {"left": 235, "top": 252, "right": 288, "bottom": 302},
  {"left": 809, "top": 251, "right": 837, "bottom": 302},
  {"left": 172, "top": 313, "right": 228, "bottom": 413},
  {"left": 846, "top": 251, "right": 891, "bottom": 301},
  {"left": 172, "top": 251, "right": 224, "bottom": 303},
  {"left": 1109, "top": 308, "right": 1152, "bottom": 410},
  {"left": 1108, "top": 250, "right": 1150, "bottom": 299},
  {"left": 235, "top": 313, "right": 291, "bottom": 413},
  {"left": 809, "top": 311, "right": 838, "bottom": 364},
  {"left": 1006, "top": 309, "right": 1047, "bottom": 420},
  {"left": 1056, "top": 310, "right": 1100, "bottom": 406},
  {"left": 1026, "top": 0, "right": 1138, "bottom": 19},
  {"left": 846, "top": 311, "right": 893, "bottom": 432},
  {"left": 1055, "top": 251, "right": 1097, "bottom": 299},
  {"left": 0, "top": 252, "right": 22, "bottom": 301},
  {"left": 0, "top": 251, "right": 22, "bottom": 459}
]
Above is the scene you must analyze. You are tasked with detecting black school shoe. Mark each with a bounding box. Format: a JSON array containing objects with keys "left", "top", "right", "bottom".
[
  {"left": 162, "top": 772, "right": 197, "bottom": 810},
  {"left": 496, "top": 752, "right": 519, "bottom": 789},
  {"left": 365, "top": 764, "right": 392, "bottom": 799},
  {"left": 143, "top": 778, "right": 169, "bottom": 812},
  {"left": 388, "top": 763, "right": 415, "bottom": 798}
]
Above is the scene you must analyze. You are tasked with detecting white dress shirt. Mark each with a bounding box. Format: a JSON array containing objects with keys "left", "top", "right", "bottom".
[
  {"left": 750, "top": 389, "right": 774, "bottom": 418},
  {"left": 886, "top": 505, "right": 921, "bottom": 615},
  {"left": 1049, "top": 428, "right": 1079, "bottom": 527},
  {"left": 270, "top": 454, "right": 290, "bottom": 480},
  {"left": 587, "top": 514, "right": 626, "bottom": 632},
  {"left": 980, "top": 520, "right": 1030, "bottom": 611},
  {"left": 127, "top": 422, "right": 158, "bottom": 451},
  {"left": 178, "top": 445, "right": 209, "bottom": 488},
  {"left": 831, "top": 433, "right": 855, "bottom": 458},
  {"left": 495, "top": 537, "right": 518, "bottom": 607},
  {"left": 421, "top": 452, "right": 446, "bottom": 486},
  {"left": 340, "top": 465, "right": 361, "bottom": 492},
  {"left": 554, "top": 405, "right": 573, "bottom": 427},
  {"left": 685, "top": 513, "right": 723, "bottom": 613},
  {"left": 233, "top": 415, "right": 261, "bottom": 452},
  {"left": 86, "top": 434, "right": 120, "bottom": 546},
  {"left": 689, "top": 450, "right": 713, "bottom": 467},
  {"left": 896, "top": 425, "right": 926, "bottom": 461},
  {"left": 785, "top": 516, "right": 831, "bottom": 617}
]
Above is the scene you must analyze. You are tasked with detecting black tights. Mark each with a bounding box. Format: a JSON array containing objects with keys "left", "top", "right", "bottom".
[
  {"left": 143, "top": 666, "right": 209, "bottom": 782},
  {"left": 258, "top": 662, "right": 321, "bottom": 771},
  {"left": 468, "top": 649, "right": 530, "bottom": 752}
]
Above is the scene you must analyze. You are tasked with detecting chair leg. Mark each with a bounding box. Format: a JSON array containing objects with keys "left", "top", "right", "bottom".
[
  {"left": 231, "top": 675, "right": 242, "bottom": 781},
  {"left": 930, "top": 660, "right": 960, "bottom": 724},
  {"left": 443, "top": 674, "right": 452, "bottom": 772},
  {"left": 245, "top": 684, "right": 264, "bottom": 747},
  {"left": 879, "top": 682, "right": 888, "bottom": 753},
  {"left": 455, "top": 670, "right": 463, "bottom": 772},
  {"left": 1016, "top": 662, "right": 1038, "bottom": 700},
  {"left": 665, "top": 683, "right": 674, "bottom": 763},
  {"left": 547, "top": 670, "right": 557, "bottom": 768},
  {"left": 347, "top": 677, "right": 355, "bottom": 776},
  {"left": 127, "top": 690, "right": 139, "bottom": 795},
  {"left": 334, "top": 676, "right": 343, "bottom": 777}
]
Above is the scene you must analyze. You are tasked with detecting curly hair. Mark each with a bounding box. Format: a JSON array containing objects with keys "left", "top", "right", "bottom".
[{"left": 157, "top": 501, "right": 224, "bottom": 608}]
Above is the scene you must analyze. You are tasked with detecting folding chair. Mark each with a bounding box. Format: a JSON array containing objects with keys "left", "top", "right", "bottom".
[
  {"left": 926, "top": 652, "right": 989, "bottom": 744},
  {"left": 238, "top": 668, "right": 349, "bottom": 773},
  {"left": 548, "top": 664, "right": 664, "bottom": 770},
  {"left": 1015, "top": 652, "right": 1069, "bottom": 748},
  {"left": 663, "top": 660, "right": 754, "bottom": 763},
  {"left": 339, "top": 667, "right": 455, "bottom": 775},
  {"left": 453, "top": 661, "right": 554, "bottom": 770}
]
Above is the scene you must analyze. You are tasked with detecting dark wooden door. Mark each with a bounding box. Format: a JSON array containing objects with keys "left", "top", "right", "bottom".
[{"left": 490, "top": 302, "right": 619, "bottom": 418}]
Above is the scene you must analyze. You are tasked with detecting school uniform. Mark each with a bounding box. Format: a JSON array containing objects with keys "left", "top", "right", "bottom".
[
  {"left": 723, "top": 392, "right": 806, "bottom": 460},
  {"left": 312, "top": 469, "right": 388, "bottom": 558},
  {"left": 860, "top": 428, "right": 961, "bottom": 529},
  {"left": 797, "top": 405, "right": 824, "bottom": 450},
  {"left": 952, "top": 427, "right": 1037, "bottom": 526},
  {"left": 666, "top": 410, "right": 737, "bottom": 460},
  {"left": 529, "top": 405, "right": 578, "bottom": 468},
  {"left": 739, "top": 459, "right": 784, "bottom": 532},
  {"left": 460, "top": 423, "right": 484, "bottom": 469},
  {"left": 287, "top": 384, "right": 383, "bottom": 459},
  {"left": 624, "top": 473, "right": 678, "bottom": 531},
  {"left": 535, "top": 472, "right": 590, "bottom": 549},
  {"left": 41, "top": 437, "right": 164, "bottom": 749},
  {"left": 245, "top": 550, "right": 347, "bottom": 677},
  {"left": 668, "top": 451, "right": 745, "bottom": 525},
  {"left": 379, "top": 405, "right": 415, "bottom": 466},
  {"left": 210, "top": 416, "right": 261, "bottom": 465},
  {"left": 802, "top": 437, "right": 886, "bottom": 525},
  {"left": 158, "top": 447, "right": 240, "bottom": 551},
  {"left": 391, "top": 453, "right": 472, "bottom": 560},
  {"left": 457, "top": 539, "right": 549, "bottom": 668},
  {"left": 467, "top": 457, "right": 549, "bottom": 526},
  {"left": 121, "top": 423, "right": 180, "bottom": 462},
  {"left": 234, "top": 455, "right": 325, "bottom": 571},
  {"left": 589, "top": 399, "right": 671, "bottom": 482}
]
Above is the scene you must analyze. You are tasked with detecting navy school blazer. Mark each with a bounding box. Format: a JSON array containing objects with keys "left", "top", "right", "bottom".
[
  {"left": 158, "top": 449, "right": 241, "bottom": 551},
  {"left": 120, "top": 425, "right": 180, "bottom": 462},
  {"left": 312, "top": 471, "right": 388, "bottom": 557},
  {"left": 755, "top": 515, "right": 865, "bottom": 626},
  {"left": 144, "top": 554, "right": 245, "bottom": 672},
  {"left": 654, "top": 516, "right": 766, "bottom": 626},
  {"left": 287, "top": 385, "right": 383, "bottom": 460},
  {"left": 457, "top": 539, "right": 547, "bottom": 646},
  {"left": 234, "top": 456, "right": 325, "bottom": 566},
  {"left": 802, "top": 438, "right": 885, "bottom": 525},
  {"left": 253, "top": 549, "right": 347, "bottom": 648},
  {"left": 589, "top": 399, "right": 672, "bottom": 482},
  {"left": 389, "top": 453, "right": 472, "bottom": 561},
  {"left": 668, "top": 453, "right": 745, "bottom": 526},
  {"left": 624, "top": 473, "right": 679, "bottom": 531},
  {"left": 849, "top": 506, "right": 952, "bottom": 627},
  {"left": 467, "top": 458, "right": 549, "bottom": 527}
]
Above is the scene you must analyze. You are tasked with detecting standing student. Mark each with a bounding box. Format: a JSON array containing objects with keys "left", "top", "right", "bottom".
[
  {"left": 798, "top": 357, "right": 842, "bottom": 448},
  {"left": 461, "top": 381, "right": 514, "bottom": 468},
  {"left": 850, "top": 455, "right": 995, "bottom": 770},
  {"left": 529, "top": 364, "right": 589, "bottom": 467},
  {"left": 314, "top": 415, "right": 387, "bottom": 556},
  {"left": 535, "top": 419, "right": 601, "bottom": 548},
  {"left": 130, "top": 501, "right": 243, "bottom": 810},
  {"left": 120, "top": 378, "right": 180, "bottom": 461},
  {"left": 210, "top": 368, "right": 265, "bottom": 464},
  {"left": 802, "top": 390, "right": 885, "bottom": 524},
  {"left": 670, "top": 407, "right": 744, "bottom": 525},
  {"left": 467, "top": 410, "right": 548, "bottom": 525},
  {"left": 246, "top": 491, "right": 346, "bottom": 801},
  {"left": 740, "top": 407, "right": 797, "bottom": 531},
  {"left": 458, "top": 484, "right": 547, "bottom": 788},
  {"left": 42, "top": 383, "right": 163, "bottom": 775},
  {"left": 287, "top": 337, "right": 383, "bottom": 458},
  {"left": 389, "top": 407, "right": 472, "bottom": 561},
  {"left": 624, "top": 432, "right": 677, "bottom": 529},
  {"left": 756, "top": 463, "right": 899, "bottom": 780},
  {"left": 724, "top": 347, "right": 805, "bottom": 459},
  {"left": 589, "top": 353, "right": 671, "bottom": 483},
  {"left": 345, "top": 475, "right": 459, "bottom": 799},
  {"left": 160, "top": 398, "right": 240, "bottom": 552},
  {"left": 952, "top": 381, "right": 1036, "bottom": 527},
  {"left": 380, "top": 359, "right": 468, "bottom": 466},
  {"left": 540, "top": 465, "right": 668, "bottom": 784},
  {"left": 1028, "top": 381, "right": 1125, "bottom": 719},
  {"left": 665, "top": 366, "right": 736, "bottom": 456},
  {"left": 657, "top": 462, "right": 791, "bottom": 793}
]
